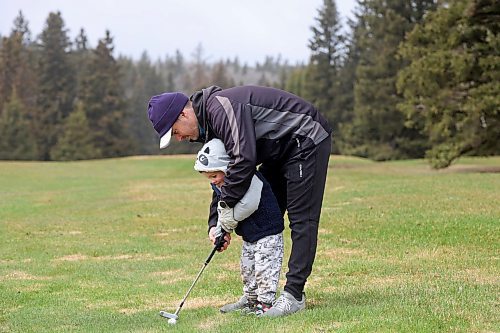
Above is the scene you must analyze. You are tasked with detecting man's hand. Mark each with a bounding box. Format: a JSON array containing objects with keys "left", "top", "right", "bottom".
[
  {"left": 217, "top": 201, "right": 239, "bottom": 232},
  {"left": 209, "top": 225, "right": 231, "bottom": 252}
]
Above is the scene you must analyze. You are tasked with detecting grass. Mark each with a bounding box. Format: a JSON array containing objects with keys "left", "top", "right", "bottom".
[{"left": 0, "top": 155, "right": 498, "bottom": 333}]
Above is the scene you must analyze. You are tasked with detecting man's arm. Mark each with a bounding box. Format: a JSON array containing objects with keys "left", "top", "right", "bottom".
[
  {"left": 207, "top": 191, "right": 218, "bottom": 232},
  {"left": 209, "top": 97, "right": 257, "bottom": 207}
]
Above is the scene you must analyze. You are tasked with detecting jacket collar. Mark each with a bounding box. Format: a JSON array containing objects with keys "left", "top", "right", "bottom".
[{"left": 190, "top": 86, "right": 223, "bottom": 143}]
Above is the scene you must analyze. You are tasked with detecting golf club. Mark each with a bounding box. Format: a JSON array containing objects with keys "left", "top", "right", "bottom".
[{"left": 159, "top": 231, "right": 227, "bottom": 325}]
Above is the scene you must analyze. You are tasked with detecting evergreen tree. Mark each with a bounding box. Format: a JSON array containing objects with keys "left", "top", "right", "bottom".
[
  {"left": 35, "top": 11, "right": 76, "bottom": 160},
  {"left": 0, "top": 11, "right": 37, "bottom": 109},
  {"left": 0, "top": 89, "right": 37, "bottom": 160},
  {"left": 50, "top": 101, "right": 100, "bottom": 160},
  {"left": 303, "top": 0, "right": 345, "bottom": 153},
  {"left": 211, "top": 60, "right": 234, "bottom": 88},
  {"left": 342, "top": 0, "right": 437, "bottom": 161},
  {"left": 285, "top": 67, "right": 307, "bottom": 97},
  {"left": 277, "top": 67, "right": 288, "bottom": 90},
  {"left": 73, "top": 28, "right": 91, "bottom": 100},
  {"left": 257, "top": 73, "right": 271, "bottom": 86},
  {"left": 336, "top": 4, "right": 365, "bottom": 154},
  {"left": 121, "top": 51, "right": 164, "bottom": 155},
  {"left": 397, "top": 0, "right": 499, "bottom": 168},
  {"left": 79, "top": 30, "right": 134, "bottom": 158},
  {"left": 190, "top": 43, "right": 209, "bottom": 90}
]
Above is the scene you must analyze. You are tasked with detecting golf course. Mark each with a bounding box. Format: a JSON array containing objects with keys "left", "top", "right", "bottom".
[{"left": 0, "top": 155, "right": 498, "bottom": 332}]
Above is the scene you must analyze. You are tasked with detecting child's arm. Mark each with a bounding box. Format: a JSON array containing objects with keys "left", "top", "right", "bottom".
[
  {"left": 233, "top": 174, "right": 263, "bottom": 221},
  {"left": 218, "top": 174, "right": 263, "bottom": 232}
]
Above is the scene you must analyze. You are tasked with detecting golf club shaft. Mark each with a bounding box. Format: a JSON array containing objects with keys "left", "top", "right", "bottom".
[{"left": 174, "top": 245, "right": 218, "bottom": 315}]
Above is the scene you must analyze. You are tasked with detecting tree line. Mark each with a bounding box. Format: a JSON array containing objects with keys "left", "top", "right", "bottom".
[{"left": 0, "top": 0, "right": 498, "bottom": 168}]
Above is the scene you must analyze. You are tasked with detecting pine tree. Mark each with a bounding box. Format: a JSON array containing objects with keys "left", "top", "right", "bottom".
[
  {"left": 285, "top": 67, "right": 307, "bottom": 97},
  {"left": 342, "top": 0, "right": 437, "bottom": 160},
  {"left": 80, "top": 30, "right": 134, "bottom": 157},
  {"left": 190, "top": 43, "right": 209, "bottom": 90},
  {"left": 50, "top": 101, "right": 100, "bottom": 160},
  {"left": 0, "top": 11, "right": 37, "bottom": 110},
  {"left": 122, "top": 51, "right": 164, "bottom": 155},
  {"left": 0, "top": 89, "right": 37, "bottom": 160},
  {"left": 211, "top": 60, "right": 234, "bottom": 88},
  {"left": 35, "top": 11, "right": 76, "bottom": 160},
  {"left": 397, "top": 0, "right": 500, "bottom": 168},
  {"left": 0, "top": 12, "right": 39, "bottom": 160},
  {"left": 303, "top": 0, "right": 345, "bottom": 153},
  {"left": 73, "top": 28, "right": 91, "bottom": 100},
  {"left": 336, "top": 2, "right": 366, "bottom": 154}
]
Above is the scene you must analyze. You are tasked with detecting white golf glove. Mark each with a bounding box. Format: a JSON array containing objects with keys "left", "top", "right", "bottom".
[
  {"left": 217, "top": 201, "right": 238, "bottom": 232},
  {"left": 213, "top": 222, "right": 224, "bottom": 239}
]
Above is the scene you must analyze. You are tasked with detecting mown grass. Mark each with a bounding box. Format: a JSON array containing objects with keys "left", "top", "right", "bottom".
[{"left": 0, "top": 155, "right": 498, "bottom": 333}]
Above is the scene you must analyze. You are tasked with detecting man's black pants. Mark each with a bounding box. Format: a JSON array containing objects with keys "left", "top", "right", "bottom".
[{"left": 259, "top": 136, "right": 331, "bottom": 300}]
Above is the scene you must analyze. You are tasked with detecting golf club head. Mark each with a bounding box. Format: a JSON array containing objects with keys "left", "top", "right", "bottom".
[{"left": 159, "top": 311, "right": 178, "bottom": 320}]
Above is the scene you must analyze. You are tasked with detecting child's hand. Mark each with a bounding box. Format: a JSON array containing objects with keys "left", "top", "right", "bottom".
[
  {"left": 209, "top": 226, "right": 231, "bottom": 252},
  {"left": 217, "top": 201, "right": 238, "bottom": 232}
]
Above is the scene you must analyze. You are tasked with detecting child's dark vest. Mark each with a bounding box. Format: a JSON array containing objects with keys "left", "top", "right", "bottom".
[{"left": 212, "top": 172, "right": 284, "bottom": 243}]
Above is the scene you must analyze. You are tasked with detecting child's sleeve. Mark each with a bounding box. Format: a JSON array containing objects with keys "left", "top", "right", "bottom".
[{"left": 233, "top": 174, "right": 263, "bottom": 221}]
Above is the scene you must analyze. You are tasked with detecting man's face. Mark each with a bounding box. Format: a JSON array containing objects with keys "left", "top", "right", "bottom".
[
  {"left": 171, "top": 107, "right": 199, "bottom": 142},
  {"left": 203, "top": 171, "right": 225, "bottom": 187}
]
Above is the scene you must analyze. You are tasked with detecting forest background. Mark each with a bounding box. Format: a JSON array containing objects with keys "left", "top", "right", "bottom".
[{"left": 0, "top": 0, "right": 498, "bottom": 168}]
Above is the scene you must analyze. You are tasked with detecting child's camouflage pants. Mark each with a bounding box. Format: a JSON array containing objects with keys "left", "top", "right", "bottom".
[{"left": 240, "top": 232, "right": 284, "bottom": 304}]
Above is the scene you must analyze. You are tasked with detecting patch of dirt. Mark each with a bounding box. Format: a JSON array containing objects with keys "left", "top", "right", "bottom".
[
  {"left": 181, "top": 296, "right": 224, "bottom": 309},
  {"left": 407, "top": 247, "right": 458, "bottom": 260},
  {"left": 219, "top": 261, "right": 239, "bottom": 271},
  {"left": 312, "top": 322, "right": 343, "bottom": 332},
  {"left": 318, "top": 228, "right": 333, "bottom": 235},
  {"left": 1, "top": 270, "right": 52, "bottom": 281},
  {"left": 0, "top": 258, "right": 32, "bottom": 264},
  {"left": 197, "top": 316, "right": 229, "bottom": 330},
  {"left": 368, "top": 275, "right": 407, "bottom": 287},
  {"left": 151, "top": 269, "right": 183, "bottom": 278},
  {"left": 455, "top": 268, "right": 499, "bottom": 285},
  {"left": 442, "top": 165, "right": 500, "bottom": 173},
  {"left": 15, "top": 283, "right": 44, "bottom": 292},
  {"left": 320, "top": 247, "right": 367, "bottom": 259},
  {"left": 52, "top": 253, "right": 171, "bottom": 262},
  {"left": 54, "top": 254, "right": 89, "bottom": 262},
  {"left": 151, "top": 269, "right": 191, "bottom": 284},
  {"left": 118, "top": 308, "right": 141, "bottom": 315}
]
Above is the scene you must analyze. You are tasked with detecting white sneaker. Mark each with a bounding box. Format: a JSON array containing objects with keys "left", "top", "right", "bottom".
[{"left": 260, "top": 291, "right": 305, "bottom": 317}]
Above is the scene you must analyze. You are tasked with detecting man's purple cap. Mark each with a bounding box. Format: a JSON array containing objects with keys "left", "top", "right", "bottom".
[{"left": 147, "top": 92, "right": 189, "bottom": 149}]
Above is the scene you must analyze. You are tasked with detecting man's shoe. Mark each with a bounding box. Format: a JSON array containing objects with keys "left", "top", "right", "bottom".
[
  {"left": 220, "top": 295, "right": 256, "bottom": 313},
  {"left": 260, "top": 291, "right": 305, "bottom": 317}
]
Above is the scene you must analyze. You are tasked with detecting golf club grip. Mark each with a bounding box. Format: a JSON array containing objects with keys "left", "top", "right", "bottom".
[
  {"left": 215, "top": 231, "right": 227, "bottom": 251},
  {"left": 205, "top": 231, "right": 227, "bottom": 264}
]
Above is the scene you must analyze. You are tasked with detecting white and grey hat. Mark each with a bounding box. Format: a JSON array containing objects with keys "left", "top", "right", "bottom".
[{"left": 194, "top": 139, "right": 230, "bottom": 173}]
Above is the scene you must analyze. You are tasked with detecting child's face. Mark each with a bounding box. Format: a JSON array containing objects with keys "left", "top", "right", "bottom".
[{"left": 203, "top": 171, "right": 225, "bottom": 187}]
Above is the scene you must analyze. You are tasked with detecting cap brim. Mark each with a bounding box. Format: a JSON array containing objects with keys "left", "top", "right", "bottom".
[{"left": 160, "top": 129, "right": 172, "bottom": 149}]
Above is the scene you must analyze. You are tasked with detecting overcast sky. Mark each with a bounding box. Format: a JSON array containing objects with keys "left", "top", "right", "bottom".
[{"left": 1, "top": 0, "right": 356, "bottom": 65}]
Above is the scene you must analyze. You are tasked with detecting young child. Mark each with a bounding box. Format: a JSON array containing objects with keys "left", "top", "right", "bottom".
[{"left": 194, "top": 138, "right": 284, "bottom": 315}]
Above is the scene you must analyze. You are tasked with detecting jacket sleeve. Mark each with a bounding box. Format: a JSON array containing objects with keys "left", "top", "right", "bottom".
[
  {"left": 207, "top": 191, "right": 218, "bottom": 233},
  {"left": 233, "top": 174, "right": 263, "bottom": 221},
  {"left": 208, "top": 97, "right": 257, "bottom": 207}
]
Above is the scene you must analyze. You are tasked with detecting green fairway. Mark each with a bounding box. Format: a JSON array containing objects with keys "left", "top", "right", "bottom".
[{"left": 0, "top": 155, "right": 498, "bottom": 333}]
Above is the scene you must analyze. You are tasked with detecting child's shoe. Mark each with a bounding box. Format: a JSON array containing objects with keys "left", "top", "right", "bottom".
[
  {"left": 254, "top": 302, "right": 272, "bottom": 316},
  {"left": 220, "top": 295, "right": 256, "bottom": 313}
]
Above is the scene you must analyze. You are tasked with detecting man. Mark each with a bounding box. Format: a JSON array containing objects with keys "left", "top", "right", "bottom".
[{"left": 147, "top": 85, "right": 332, "bottom": 317}]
